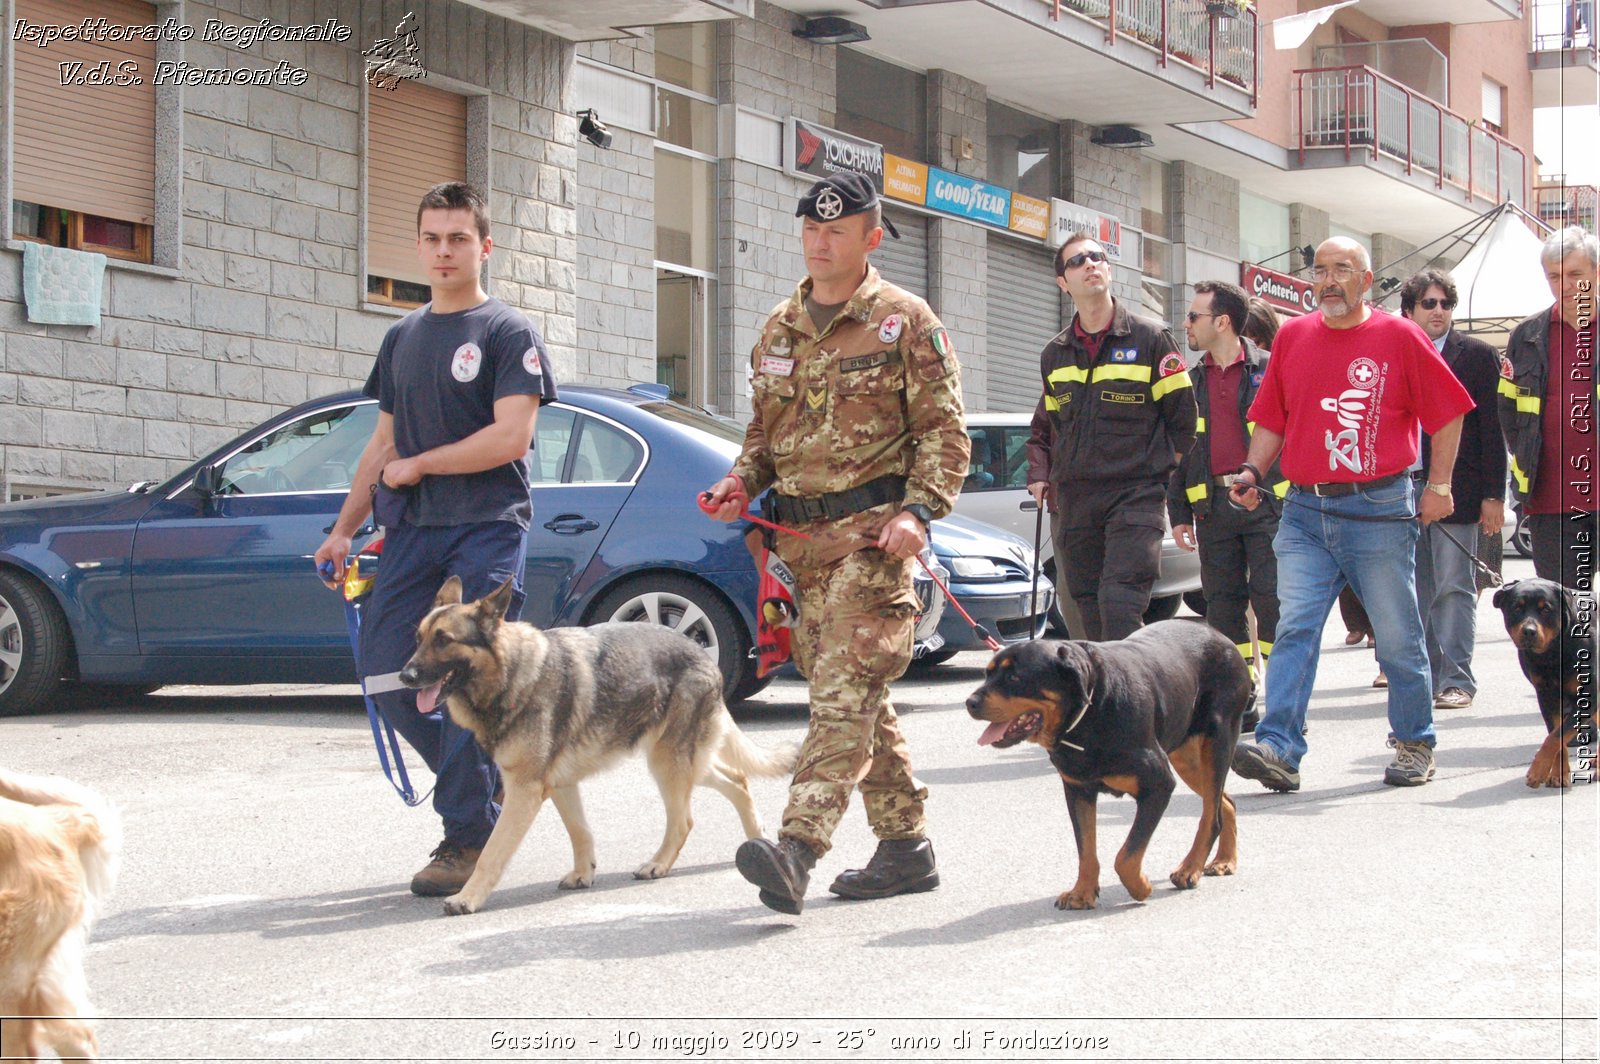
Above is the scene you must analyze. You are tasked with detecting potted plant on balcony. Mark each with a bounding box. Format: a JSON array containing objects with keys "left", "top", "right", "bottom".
[{"left": 1206, "top": 0, "right": 1250, "bottom": 17}]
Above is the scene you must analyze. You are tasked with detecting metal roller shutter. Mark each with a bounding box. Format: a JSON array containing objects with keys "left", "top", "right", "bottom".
[
  {"left": 873, "top": 209, "right": 928, "bottom": 297},
  {"left": 986, "top": 234, "right": 1062, "bottom": 412}
]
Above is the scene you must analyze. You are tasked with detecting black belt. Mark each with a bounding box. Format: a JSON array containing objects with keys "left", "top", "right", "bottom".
[
  {"left": 768, "top": 474, "right": 907, "bottom": 525},
  {"left": 1292, "top": 471, "right": 1406, "bottom": 498}
]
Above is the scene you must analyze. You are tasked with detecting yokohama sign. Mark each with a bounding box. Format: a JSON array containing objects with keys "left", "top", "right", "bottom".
[
  {"left": 786, "top": 118, "right": 885, "bottom": 190},
  {"left": 1241, "top": 263, "right": 1314, "bottom": 314}
]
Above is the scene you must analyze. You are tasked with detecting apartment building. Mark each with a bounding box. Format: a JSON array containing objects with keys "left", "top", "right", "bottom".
[{"left": 0, "top": 0, "right": 1585, "bottom": 497}]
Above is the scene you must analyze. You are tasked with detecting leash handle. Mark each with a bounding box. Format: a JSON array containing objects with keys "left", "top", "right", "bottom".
[{"left": 697, "top": 487, "right": 1001, "bottom": 652}]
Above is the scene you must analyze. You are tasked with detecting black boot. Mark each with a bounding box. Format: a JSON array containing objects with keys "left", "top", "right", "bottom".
[
  {"left": 828, "top": 837, "right": 939, "bottom": 900},
  {"left": 736, "top": 836, "right": 816, "bottom": 915}
]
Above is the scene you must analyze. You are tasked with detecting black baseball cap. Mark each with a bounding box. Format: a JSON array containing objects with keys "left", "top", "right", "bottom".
[{"left": 795, "top": 173, "right": 899, "bottom": 238}]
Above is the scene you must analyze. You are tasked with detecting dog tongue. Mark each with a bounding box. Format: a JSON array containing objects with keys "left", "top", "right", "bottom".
[
  {"left": 977, "top": 719, "right": 1010, "bottom": 746},
  {"left": 416, "top": 683, "right": 442, "bottom": 715}
]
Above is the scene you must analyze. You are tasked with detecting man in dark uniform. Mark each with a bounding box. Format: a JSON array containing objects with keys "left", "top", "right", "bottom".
[
  {"left": 315, "top": 182, "right": 558, "bottom": 897},
  {"left": 1169, "top": 280, "right": 1283, "bottom": 719},
  {"left": 1041, "top": 231, "right": 1197, "bottom": 641},
  {"left": 1500, "top": 226, "right": 1598, "bottom": 591},
  {"left": 703, "top": 174, "right": 969, "bottom": 916}
]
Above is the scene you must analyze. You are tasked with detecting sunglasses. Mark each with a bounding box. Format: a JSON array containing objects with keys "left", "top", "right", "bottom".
[
  {"left": 1417, "top": 297, "right": 1456, "bottom": 311},
  {"left": 1185, "top": 311, "right": 1215, "bottom": 323},
  {"left": 1059, "top": 249, "right": 1109, "bottom": 273}
]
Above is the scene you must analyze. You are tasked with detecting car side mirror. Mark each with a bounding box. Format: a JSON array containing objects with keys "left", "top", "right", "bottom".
[{"left": 192, "top": 464, "right": 222, "bottom": 496}]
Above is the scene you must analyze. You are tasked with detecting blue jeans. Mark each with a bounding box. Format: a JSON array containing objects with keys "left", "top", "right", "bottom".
[
  {"left": 1257, "top": 479, "right": 1435, "bottom": 768},
  {"left": 360, "top": 521, "right": 528, "bottom": 849}
]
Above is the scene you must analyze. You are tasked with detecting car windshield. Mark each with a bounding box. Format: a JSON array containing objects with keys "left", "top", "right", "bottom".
[{"left": 638, "top": 401, "right": 745, "bottom": 449}]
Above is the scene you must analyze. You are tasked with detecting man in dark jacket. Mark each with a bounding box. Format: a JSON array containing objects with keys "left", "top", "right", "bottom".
[
  {"left": 1040, "top": 231, "right": 1197, "bottom": 641},
  {"left": 1168, "top": 280, "right": 1284, "bottom": 715},
  {"left": 1402, "top": 270, "right": 1505, "bottom": 710},
  {"left": 1499, "top": 226, "right": 1598, "bottom": 591}
]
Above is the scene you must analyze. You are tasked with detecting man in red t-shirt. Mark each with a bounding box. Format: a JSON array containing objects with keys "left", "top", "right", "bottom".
[
  {"left": 1227, "top": 238, "right": 1473, "bottom": 791},
  {"left": 1500, "top": 226, "right": 1598, "bottom": 591}
]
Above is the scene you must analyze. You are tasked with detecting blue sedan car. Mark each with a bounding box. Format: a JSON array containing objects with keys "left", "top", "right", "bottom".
[{"left": 0, "top": 385, "right": 1048, "bottom": 716}]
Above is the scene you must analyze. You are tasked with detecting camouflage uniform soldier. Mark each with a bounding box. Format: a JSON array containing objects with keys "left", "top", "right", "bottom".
[{"left": 704, "top": 172, "right": 969, "bottom": 916}]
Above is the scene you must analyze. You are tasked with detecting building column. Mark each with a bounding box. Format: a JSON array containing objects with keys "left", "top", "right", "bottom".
[
  {"left": 925, "top": 69, "right": 989, "bottom": 411},
  {"left": 1058, "top": 120, "right": 1142, "bottom": 310},
  {"left": 1170, "top": 160, "right": 1241, "bottom": 330}
]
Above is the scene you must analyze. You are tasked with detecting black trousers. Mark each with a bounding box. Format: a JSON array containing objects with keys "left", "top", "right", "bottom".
[
  {"left": 1055, "top": 478, "right": 1165, "bottom": 642},
  {"left": 1195, "top": 499, "right": 1279, "bottom": 657},
  {"left": 1527, "top": 510, "right": 1598, "bottom": 591}
]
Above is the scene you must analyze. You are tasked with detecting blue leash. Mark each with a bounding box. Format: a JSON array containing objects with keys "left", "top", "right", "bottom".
[{"left": 320, "top": 560, "right": 432, "bottom": 807}]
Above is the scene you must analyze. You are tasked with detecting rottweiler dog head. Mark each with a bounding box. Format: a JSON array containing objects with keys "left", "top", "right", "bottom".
[
  {"left": 398, "top": 575, "right": 515, "bottom": 714},
  {"left": 965, "top": 639, "right": 1095, "bottom": 749},
  {"left": 1492, "top": 578, "right": 1580, "bottom": 658}
]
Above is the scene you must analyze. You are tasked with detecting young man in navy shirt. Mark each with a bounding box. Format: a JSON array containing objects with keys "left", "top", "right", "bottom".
[{"left": 316, "top": 182, "right": 558, "bottom": 896}]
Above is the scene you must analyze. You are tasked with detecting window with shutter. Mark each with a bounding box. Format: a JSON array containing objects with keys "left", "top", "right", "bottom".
[{"left": 366, "top": 80, "right": 468, "bottom": 307}]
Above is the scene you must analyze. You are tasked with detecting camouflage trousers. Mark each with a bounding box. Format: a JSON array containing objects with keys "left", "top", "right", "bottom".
[{"left": 780, "top": 546, "right": 927, "bottom": 857}]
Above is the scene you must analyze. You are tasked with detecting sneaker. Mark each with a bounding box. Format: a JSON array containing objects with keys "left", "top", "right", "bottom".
[
  {"left": 1383, "top": 738, "right": 1436, "bottom": 787},
  {"left": 1231, "top": 740, "right": 1301, "bottom": 793},
  {"left": 1372, "top": 670, "right": 1388, "bottom": 688},
  {"left": 410, "top": 840, "right": 482, "bottom": 897},
  {"left": 1434, "top": 688, "right": 1473, "bottom": 709}
]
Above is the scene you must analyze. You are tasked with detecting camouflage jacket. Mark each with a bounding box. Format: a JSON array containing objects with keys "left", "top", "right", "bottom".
[{"left": 730, "top": 267, "right": 969, "bottom": 563}]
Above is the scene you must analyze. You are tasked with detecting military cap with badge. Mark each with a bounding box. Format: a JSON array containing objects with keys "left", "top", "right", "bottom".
[{"left": 796, "top": 173, "right": 900, "bottom": 239}]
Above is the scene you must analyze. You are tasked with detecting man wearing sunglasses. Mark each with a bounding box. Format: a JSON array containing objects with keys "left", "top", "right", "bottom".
[
  {"left": 1228, "top": 238, "right": 1472, "bottom": 791},
  {"left": 1400, "top": 269, "right": 1505, "bottom": 712},
  {"left": 1168, "top": 280, "right": 1285, "bottom": 726},
  {"left": 1038, "top": 232, "right": 1197, "bottom": 641}
]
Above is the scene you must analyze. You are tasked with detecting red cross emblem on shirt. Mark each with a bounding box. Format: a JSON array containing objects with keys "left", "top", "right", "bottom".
[{"left": 1352, "top": 363, "right": 1374, "bottom": 384}]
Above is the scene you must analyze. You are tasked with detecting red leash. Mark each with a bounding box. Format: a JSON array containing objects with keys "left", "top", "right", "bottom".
[{"left": 698, "top": 487, "right": 1002, "bottom": 653}]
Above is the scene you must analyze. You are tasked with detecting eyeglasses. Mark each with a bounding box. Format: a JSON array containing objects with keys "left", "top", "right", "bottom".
[
  {"left": 1185, "top": 311, "right": 1215, "bottom": 323},
  {"left": 1310, "top": 264, "right": 1361, "bottom": 282},
  {"left": 1417, "top": 297, "right": 1457, "bottom": 311},
  {"left": 1059, "top": 249, "right": 1109, "bottom": 273}
]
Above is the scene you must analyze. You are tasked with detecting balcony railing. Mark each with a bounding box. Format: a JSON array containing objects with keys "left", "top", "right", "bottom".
[
  {"left": 1293, "top": 65, "right": 1526, "bottom": 208},
  {"left": 1535, "top": 179, "right": 1599, "bottom": 231},
  {"left": 1046, "top": 0, "right": 1258, "bottom": 104},
  {"left": 1530, "top": 0, "right": 1596, "bottom": 56}
]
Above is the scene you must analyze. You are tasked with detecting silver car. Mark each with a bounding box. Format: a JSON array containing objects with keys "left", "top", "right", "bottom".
[{"left": 954, "top": 411, "right": 1204, "bottom": 635}]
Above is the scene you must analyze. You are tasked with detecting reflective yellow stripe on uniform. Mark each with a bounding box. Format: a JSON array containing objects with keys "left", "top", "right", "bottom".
[
  {"left": 1195, "top": 416, "right": 1207, "bottom": 434},
  {"left": 1234, "top": 642, "right": 1253, "bottom": 659},
  {"left": 1498, "top": 375, "right": 1541, "bottom": 414},
  {"left": 1510, "top": 455, "right": 1529, "bottom": 494},
  {"left": 1258, "top": 640, "right": 1273, "bottom": 657},
  {"left": 1151, "top": 370, "right": 1193, "bottom": 401},
  {"left": 1246, "top": 420, "right": 1257, "bottom": 435},
  {"left": 1186, "top": 482, "right": 1208, "bottom": 503},
  {"left": 1047, "top": 366, "right": 1091, "bottom": 387},
  {"left": 1044, "top": 394, "right": 1061, "bottom": 411},
  {"left": 1090, "top": 365, "right": 1153, "bottom": 384},
  {"left": 1273, "top": 480, "right": 1290, "bottom": 498}
]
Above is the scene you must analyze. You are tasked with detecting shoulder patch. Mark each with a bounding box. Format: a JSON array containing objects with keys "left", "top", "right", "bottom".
[
  {"left": 878, "top": 314, "right": 904, "bottom": 344},
  {"left": 1499, "top": 355, "right": 1514, "bottom": 379},
  {"left": 1110, "top": 347, "right": 1138, "bottom": 363},
  {"left": 1159, "top": 352, "right": 1186, "bottom": 378},
  {"left": 931, "top": 327, "right": 952, "bottom": 360}
]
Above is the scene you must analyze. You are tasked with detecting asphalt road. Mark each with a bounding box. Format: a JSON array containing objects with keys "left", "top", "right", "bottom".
[{"left": 6, "top": 556, "right": 1596, "bottom": 1063}]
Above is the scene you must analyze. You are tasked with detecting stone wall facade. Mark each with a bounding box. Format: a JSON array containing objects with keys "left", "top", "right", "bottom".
[{"left": 0, "top": 0, "right": 574, "bottom": 497}]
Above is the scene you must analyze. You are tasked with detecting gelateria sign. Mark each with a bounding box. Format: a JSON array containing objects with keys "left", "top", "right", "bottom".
[{"left": 1241, "top": 262, "right": 1315, "bottom": 314}]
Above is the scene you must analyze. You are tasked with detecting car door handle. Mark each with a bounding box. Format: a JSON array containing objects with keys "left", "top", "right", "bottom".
[
  {"left": 1019, "top": 498, "right": 1040, "bottom": 512},
  {"left": 543, "top": 514, "right": 600, "bottom": 534}
]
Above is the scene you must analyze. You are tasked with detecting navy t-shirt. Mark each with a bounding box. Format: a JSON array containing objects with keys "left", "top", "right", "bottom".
[{"left": 363, "top": 297, "right": 558, "bottom": 529}]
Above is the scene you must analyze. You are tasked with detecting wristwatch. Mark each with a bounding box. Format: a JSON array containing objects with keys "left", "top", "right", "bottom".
[
  {"left": 904, "top": 503, "right": 935, "bottom": 529},
  {"left": 1425, "top": 482, "right": 1452, "bottom": 497}
]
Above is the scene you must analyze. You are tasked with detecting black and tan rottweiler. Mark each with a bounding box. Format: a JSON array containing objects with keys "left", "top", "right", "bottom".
[
  {"left": 1492, "top": 578, "right": 1595, "bottom": 790},
  {"left": 965, "top": 620, "right": 1251, "bottom": 910}
]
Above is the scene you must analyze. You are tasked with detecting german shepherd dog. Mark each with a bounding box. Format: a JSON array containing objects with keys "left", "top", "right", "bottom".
[
  {"left": 965, "top": 622, "right": 1250, "bottom": 910},
  {"left": 399, "top": 576, "right": 799, "bottom": 915},
  {"left": 0, "top": 768, "right": 122, "bottom": 1062}
]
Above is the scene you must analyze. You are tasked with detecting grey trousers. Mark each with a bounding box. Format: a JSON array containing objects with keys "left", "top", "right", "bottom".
[{"left": 1414, "top": 521, "right": 1479, "bottom": 695}]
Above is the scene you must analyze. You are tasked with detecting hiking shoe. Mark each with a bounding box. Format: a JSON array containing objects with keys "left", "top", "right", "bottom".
[
  {"left": 736, "top": 836, "right": 816, "bottom": 915},
  {"left": 410, "top": 840, "right": 482, "bottom": 896},
  {"left": 1231, "top": 740, "right": 1301, "bottom": 793},
  {"left": 829, "top": 837, "right": 940, "bottom": 900},
  {"left": 1434, "top": 688, "right": 1473, "bottom": 709},
  {"left": 1372, "top": 669, "right": 1388, "bottom": 688},
  {"left": 1383, "top": 738, "right": 1436, "bottom": 787}
]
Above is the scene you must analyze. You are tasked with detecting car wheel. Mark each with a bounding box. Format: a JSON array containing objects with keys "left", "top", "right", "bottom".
[
  {"left": 1183, "top": 590, "right": 1208, "bottom": 617},
  {"left": 1512, "top": 521, "right": 1533, "bottom": 558},
  {"left": 1143, "top": 594, "right": 1182, "bottom": 623},
  {"left": 589, "top": 574, "right": 757, "bottom": 705},
  {"left": 0, "top": 570, "right": 71, "bottom": 718}
]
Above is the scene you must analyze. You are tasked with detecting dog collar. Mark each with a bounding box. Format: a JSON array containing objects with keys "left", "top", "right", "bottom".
[{"left": 1055, "top": 686, "right": 1094, "bottom": 753}]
